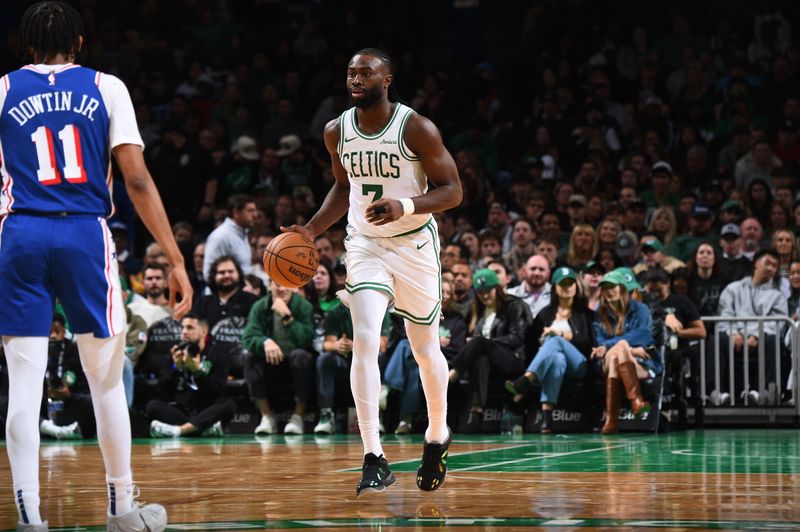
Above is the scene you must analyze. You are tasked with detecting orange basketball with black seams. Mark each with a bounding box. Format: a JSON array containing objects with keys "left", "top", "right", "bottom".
[{"left": 262, "top": 232, "right": 320, "bottom": 288}]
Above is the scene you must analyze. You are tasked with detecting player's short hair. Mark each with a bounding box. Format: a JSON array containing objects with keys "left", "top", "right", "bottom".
[
  {"left": 19, "top": 1, "right": 84, "bottom": 61},
  {"left": 353, "top": 48, "right": 394, "bottom": 74}
]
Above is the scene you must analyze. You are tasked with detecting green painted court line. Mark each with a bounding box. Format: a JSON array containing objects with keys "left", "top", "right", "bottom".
[{"left": 7, "top": 517, "right": 799, "bottom": 530}]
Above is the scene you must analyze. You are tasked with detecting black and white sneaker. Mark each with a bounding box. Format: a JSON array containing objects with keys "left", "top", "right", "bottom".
[
  {"left": 356, "top": 453, "right": 396, "bottom": 497},
  {"left": 416, "top": 427, "right": 452, "bottom": 491}
]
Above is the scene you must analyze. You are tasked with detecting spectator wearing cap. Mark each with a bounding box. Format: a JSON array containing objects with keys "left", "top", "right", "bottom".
[
  {"left": 621, "top": 197, "right": 648, "bottom": 236},
  {"left": 644, "top": 267, "right": 706, "bottom": 347},
  {"left": 711, "top": 249, "right": 788, "bottom": 405},
  {"left": 735, "top": 136, "right": 782, "bottom": 191},
  {"left": 686, "top": 242, "right": 727, "bottom": 318},
  {"left": 509, "top": 255, "right": 552, "bottom": 318},
  {"left": 505, "top": 266, "right": 595, "bottom": 433},
  {"left": 719, "top": 199, "right": 745, "bottom": 226},
  {"left": 109, "top": 221, "right": 143, "bottom": 279},
  {"left": 278, "top": 134, "right": 313, "bottom": 192},
  {"left": 481, "top": 202, "right": 513, "bottom": 255},
  {"left": 642, "top": 161, "right": 679, "bottom": 209},
  {"left": 203, "top": 194, "right": 258, "bottom": 282},
  {"left": 718, "top": 224, "right": 752, "bottom": 284},
  {"left": 666, "top": 202, "right": 716, "bottom": 262},
  {"left": 582, "top": 261, "right": 606, "bottom": 310},
  {"left": 504, "top": 218, "right": 537, "bottom": 277},
  {"left": 633, "top": 237, "right": 686, "bottom": 276},
  {"left": 566, "top": 194, "right": 588, "bottom": 227},
  {"left": 614, "top": 267, "right": 643, "bottom": 300},
  {"left": 447, "top": 269, "right": 531, "bottom": 433},
  {"left": 562, "top": 224, "right": 598, "bottom": 270},
  {"left": 615, "top": 230, "right": 639, "bottom": 266},
  {"left": 592, "top": 270, "right": 659, "bottom": 434},
  {"left": 219, "top": 136, "right": 261, "bottom": 197}
]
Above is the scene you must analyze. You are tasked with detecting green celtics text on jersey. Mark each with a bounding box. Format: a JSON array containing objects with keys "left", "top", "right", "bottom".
[{"left": 338, "top": 103, "right": 431, "bottom": 237}]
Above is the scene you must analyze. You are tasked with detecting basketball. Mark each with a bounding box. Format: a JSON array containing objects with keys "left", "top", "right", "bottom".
[{"left": 262, "top": 232, "right": 320, "bottom": 288}]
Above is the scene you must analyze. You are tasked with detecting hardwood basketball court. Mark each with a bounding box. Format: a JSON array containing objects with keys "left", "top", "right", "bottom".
[{"left": 1, "top": 430, "right": 798, "bottom": 530}]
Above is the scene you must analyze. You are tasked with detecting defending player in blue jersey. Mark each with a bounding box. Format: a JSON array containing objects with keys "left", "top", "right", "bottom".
[{"left": 0, "top": 3, "right": 192, "bottom": 530}]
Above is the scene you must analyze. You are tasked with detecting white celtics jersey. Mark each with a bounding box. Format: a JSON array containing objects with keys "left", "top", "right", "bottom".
[{"left": 338, "top": 103, "right": 431, "bottom": 237}]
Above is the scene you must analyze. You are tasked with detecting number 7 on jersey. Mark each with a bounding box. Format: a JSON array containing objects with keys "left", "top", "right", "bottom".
[{"left": 362, "top": 184, "right": 383, "bottom": 202}]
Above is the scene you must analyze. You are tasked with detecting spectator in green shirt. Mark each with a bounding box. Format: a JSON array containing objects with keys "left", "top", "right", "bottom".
[
  {"left": 666, "top": 202, "right": 717, "bottom": 262},
  {"left": 243, "top": 282, "right": 315, "bottom": 435}
]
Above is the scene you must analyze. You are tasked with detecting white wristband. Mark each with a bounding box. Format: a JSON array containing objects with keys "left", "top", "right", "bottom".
[{"left": 399, "top": 198, "right": 415, "bottom": 216}]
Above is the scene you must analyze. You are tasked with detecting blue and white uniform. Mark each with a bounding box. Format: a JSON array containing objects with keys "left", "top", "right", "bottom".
[{"left": 0, "top": 63, "right": 142, "bottom": 337}]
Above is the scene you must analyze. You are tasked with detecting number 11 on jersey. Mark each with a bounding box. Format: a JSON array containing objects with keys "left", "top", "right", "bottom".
[{"left": 31, "top": 124, "right": 88, "bottom": 185}]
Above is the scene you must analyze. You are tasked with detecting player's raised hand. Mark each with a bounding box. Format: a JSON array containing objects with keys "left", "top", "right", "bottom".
[
  {"left": 168, "top": 263, "right": 193, "bottom": 320},
  {"left": 365, "top": 199, "right": 403, "bottom": 225}
]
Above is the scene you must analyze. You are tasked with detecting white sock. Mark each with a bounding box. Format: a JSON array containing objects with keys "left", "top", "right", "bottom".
[
  {"left": 106, "top": 473, "right": 134, "bottom": 517},
  {"left": 76, "top": 333, "right": 134, "bottom": 516},
  {"left": 348, "top": 290, "right": 389, "bottom": 457},
  {"left": 4, "top": 336, "right": 48, "bottom": 525},
  {"left": 406, "top": 321, "right": 450, "bottom": 443}
]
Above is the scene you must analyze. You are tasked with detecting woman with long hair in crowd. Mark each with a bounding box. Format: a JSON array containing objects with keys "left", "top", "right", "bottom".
[
  {"left": 596, "top": 248, "right": 624, "bottom": 275},
  {"left": 686, "top": 242, "right": 726, "bottom": 318},
  {"left": 459, "top": 229, "right": 481, "bottom": 271},
  {"left": 448, "top": 269, "right": 531, "bottom": 433},
  {"left": 592, "top": 271, "right": 661, "bottom": 434},
  {"left": 564, "top": 224, "right": 599, "bottom": 270},
  {"left": 746, "top": 178, "right": 773, "bottom": 227},
  {"left": 505, "top": 267, "right": 595, "bottom": 433},
  {"left": 596, "top": 217, "right": 621, "bottom": 252},
  {"left": 647, "top": 206, "right": 678, "bottom": 247},
  {"left": 772, "top": 229, "right": 800, "bottom": 297}
]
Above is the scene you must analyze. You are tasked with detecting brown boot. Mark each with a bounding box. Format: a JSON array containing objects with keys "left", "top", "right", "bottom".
[
  {"left": 618, "top": 361, "right": 651, "bottom": 417},
  {"left": 601, "top": 377, "right": 622, "bottom": 434}
]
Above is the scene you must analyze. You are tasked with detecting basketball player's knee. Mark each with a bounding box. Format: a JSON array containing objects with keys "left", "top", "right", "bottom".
[
  {"left": 351, "top": 328, "right": 380, "bottom": 353},
  {"left": 76, "top": 333, "right": 125, "bottom": 375}
]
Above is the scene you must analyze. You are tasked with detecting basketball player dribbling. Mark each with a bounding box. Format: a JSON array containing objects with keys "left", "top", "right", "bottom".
[
  {"left": 284, "top": 48, "right": 462, "bottom": 496},
  {"left": 0, "top": 2, "right": 192, "bottom": 530}
]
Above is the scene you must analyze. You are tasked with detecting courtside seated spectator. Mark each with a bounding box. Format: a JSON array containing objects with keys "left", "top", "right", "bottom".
[
  {"left": 147, "top": 314, "right": 235, "bottom": 438},
  {"left": 243, "top": 281, "right": 315, "bottom": 435}
]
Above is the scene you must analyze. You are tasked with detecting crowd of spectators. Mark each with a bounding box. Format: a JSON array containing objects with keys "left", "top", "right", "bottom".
[{"left": 1, "top": 1, "right": 799, "bottom": 437}]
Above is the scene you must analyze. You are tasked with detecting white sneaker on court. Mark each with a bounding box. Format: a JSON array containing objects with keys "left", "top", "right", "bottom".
[
  {"left": 284, "top": 414, "right": 304, "bottom": 434},
  {"left": 201, "top": 421, "right": 224, "bottom": 437},
  {"left": 254, "top": 414, "right": 276, "bottom": 435},
  {"left": 394, "top": 420, "right": 412, "bottom": 435},
  {"left": 150, "top": 420, "right": 180, "bottom": 438},
  {"left": 107, "top": 502, "right": 167, "bottom": 532}
]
